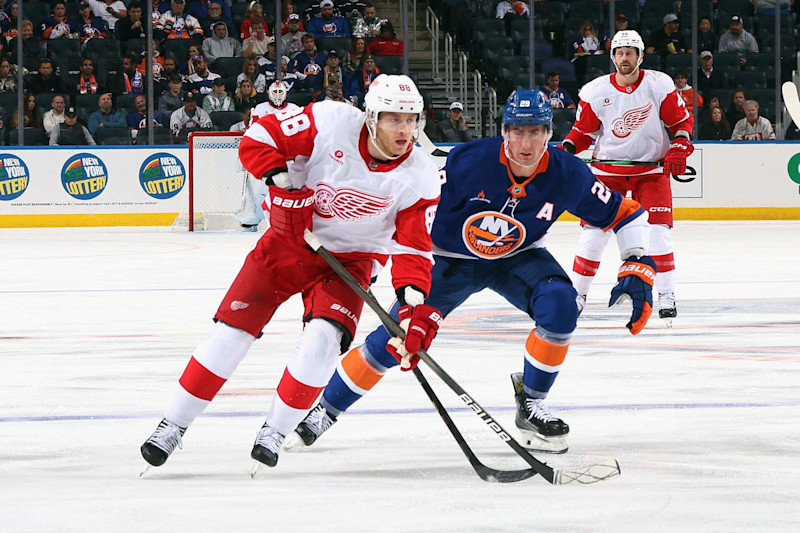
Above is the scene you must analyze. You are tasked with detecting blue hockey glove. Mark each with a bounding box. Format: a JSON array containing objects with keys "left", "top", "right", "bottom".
[{"left": 609, "top": 256, "right": 657, "bottom": 335}]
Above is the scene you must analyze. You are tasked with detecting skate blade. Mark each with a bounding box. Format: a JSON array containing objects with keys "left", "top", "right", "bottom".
[
  {"left": 518, "top": 430, "right": 569, "bottom": 454},
  {"left": 139, "top": 463, "right": 153, "bottom": 477},
  {"left": 663, "top": 317, "right": 674, "bottom": 328},
  {"left": 282, "top": 432, "right": 307, "bottom": 452},
  {"left": 250, "top": 461, "right": 265, "bottom": 478}
]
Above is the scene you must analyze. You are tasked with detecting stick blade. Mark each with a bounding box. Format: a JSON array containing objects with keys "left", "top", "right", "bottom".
[
  {"left": 552, "top": 458, "right": 621, "bottom": 485},
  {"left": 782, "top": 81, "right": 800, "bottom": 128},
  {"left": 474, "top": 465, "right": 539, "bottom": 483}
]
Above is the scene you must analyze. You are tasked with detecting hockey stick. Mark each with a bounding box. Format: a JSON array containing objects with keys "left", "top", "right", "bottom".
[
  {"left": 583, "top": 159, "right": 664, "bottom": 166},
  {"left": 304, "top": 230, "right": 620, "bottom": 485},
  {"left": 782, "top": 81, "right": 800, "bottom": 128},
  {"left": 416, "top": 130, "right": 450, "bottom": 157}
]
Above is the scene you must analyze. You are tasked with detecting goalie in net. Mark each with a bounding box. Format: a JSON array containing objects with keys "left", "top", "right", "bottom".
[{"left": 176, "top": 81, "right": 299, "bottom": 231}]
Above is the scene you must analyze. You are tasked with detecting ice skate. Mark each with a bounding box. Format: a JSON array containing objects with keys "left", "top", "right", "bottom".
[
  {"left": 510, "top": 373, "right": 569, "bottom": 454},
  {"left": 241, "top": 224, "right": 258, "bottom": 232},
  {"left": 658, "top": 292, "right": 677, "bottom": 327},
  {"left": 250, "top": 422, "right": 285, "bottom": 477},
  {"left": 576, "top": 293, "right": 587, "bottom": 317},
  {"left": 140, "top": 418, "right": 186, "bottom": 474},
  {"left": 284, "top": 404, "right": 338, "bottom": 451}
]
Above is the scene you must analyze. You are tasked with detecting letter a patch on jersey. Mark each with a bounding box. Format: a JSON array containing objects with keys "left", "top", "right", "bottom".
[{"left": 536, "top": 202, "right": 554, "bottom": 221}]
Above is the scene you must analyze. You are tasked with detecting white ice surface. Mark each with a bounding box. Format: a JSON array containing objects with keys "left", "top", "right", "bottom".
[{"left": 1, "top": 221, "right": 798, "bottom": 532}]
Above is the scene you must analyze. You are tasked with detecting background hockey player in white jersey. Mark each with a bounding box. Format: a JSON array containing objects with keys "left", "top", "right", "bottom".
[
  {"left": 283, "top": 91, "right": 657, "bottom": 455},
  {"left": 561, "top": 30, "right": 694, "bottom": 326},
  {"left": 141, "top": 74, "right": 442, "bottom": 473},
  {"left": 235, "top": 81, "right": 300, "bottom": 231}
]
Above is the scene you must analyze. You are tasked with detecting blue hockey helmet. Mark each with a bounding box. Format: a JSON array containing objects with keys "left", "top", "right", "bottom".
[{"left": 502, "top": 89, "right": 553, "bottom": 130}]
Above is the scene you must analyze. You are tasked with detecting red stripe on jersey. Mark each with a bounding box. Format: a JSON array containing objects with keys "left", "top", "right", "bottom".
[
  {"left": 276, "top": 368, "right": 325, "bottom": 409},
  {"left": 239, "top": 103, "right": 319, "bottom": 180},
  {"left": 573, "top": 256, "right": 601, "bottom": 276},
  {"left": 391, "top": 196, "right": 439, "bottom": 295},
  {"left": 179, "top": 356, "right": 226, "bottom": 401},
  {"left": 660, "top": 89, "right": 694, "bottom": 135},
  {"left": 652, "top": 253, "right": 675, "bottom": 273},
  {"left": 564, "top": 100, "right": 600, "bottom": 153}
]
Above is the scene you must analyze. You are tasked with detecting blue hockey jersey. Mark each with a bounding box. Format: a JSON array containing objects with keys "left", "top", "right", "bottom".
[{"left": 432, "top": 137, "right": 644, "bottom": 260}]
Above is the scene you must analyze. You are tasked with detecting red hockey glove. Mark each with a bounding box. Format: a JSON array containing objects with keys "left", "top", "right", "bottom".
[
  {"left": 268, "top": 185, "right": 314, "bottom": 246},
  {"left": 663, "top": 137, "right": 694, "bottom": 176},
  {"left": 609, "top": 256, "right": 657, "bottom": 335},
  {"left": 386, "top": 304, "right": 443, "bottom": 371}
]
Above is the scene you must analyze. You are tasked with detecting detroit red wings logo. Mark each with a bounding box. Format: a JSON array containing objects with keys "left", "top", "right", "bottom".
[
  {"left": 314, "top": 182, "right": 394, "bottom": 220},
  {"left": 611, "top": 101, "right": 653, "bottom": 138}
]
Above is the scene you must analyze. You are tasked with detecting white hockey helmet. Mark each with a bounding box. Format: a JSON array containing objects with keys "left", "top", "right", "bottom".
[
  {"left": 364, "top": 74, "right": 425, "bottom": 141},
  {"left": 268, "top": 80, "right": 288, "bottom": 107},
  {"left": 609, "top": 30, "right": 645, "bottom": 69}
]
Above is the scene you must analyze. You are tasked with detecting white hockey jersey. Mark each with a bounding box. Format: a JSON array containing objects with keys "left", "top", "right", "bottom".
[
  {"left": 249, "top": 101, "right": 300, "bottom": 126},
  {"left": 239, "top": 100, "right": 441, "bottom": 293},
  {"left": 566, "top": 70, "right": 693, "bottom": 176}
]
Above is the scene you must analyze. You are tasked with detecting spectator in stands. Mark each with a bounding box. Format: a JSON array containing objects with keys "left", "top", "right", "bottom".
[
  {"left": 718, "top": 15, "right": 758, "bottom": 68},
  {"left": 76, "top": 2, "right": 109, "bottom": 46},
  {"left": 342, "top": 37, "right": 367, "bottom": 73},
  {"left": 8, "top": 20, "right": 43, "bottom": 63},
  {"left": 437, "top": 102, "right": 471, "bottom": 143},
  {"left": 41, "top": 2, "right": 75, "bottom": 42},
  {"left": 752, "top": 0, "right": 792, "bottom": 15},
  {"left": 259, "top": 40, "right": 280, "bottom": 80},
  {"left": 190, "top": 0, "right": 233, "bottom": 28},
  {"left": 280, "top": 1, "right": 305, "bottom": 35},
  {"left": 495, "top": 0, "right": 529, "bottom": 19},
  {"left": 603, "top": 13, "right": 630, "bottom": 51},
  {"left": 138, "top": 40, "right": 165, "bottom": 80},
  {"left": 0, "top": 59, "right": 15, "bottom": 93},
  {"left": 367, "top": 21, "right": 403, "bottom": 56},
  {"left": 307, "top": 0, "right": 352, "bottom": 38},
  {"left": 203, "top": 77, "right": 235, "bottom": 112},
  {"left": 169, "top": 91, "right": 212, "bottom": 136},
  {"left": 352, "top": 3, "right": 385, "bottom": 38},
  {"left": 238, "top": 56, "right": 267, "bottom": 93},
  {"left": 697, "top": 51, "right": 727, "bottom": 99},
  {"left": 43, "top": 94, "right": 68, "bottom": 135},
  {"left": 731, "top": 99, "right": 775, "bottom": 140},
  {"left": 279, "top": 57, "right": 305, "bottom": 93},
  {"left": 242, "top": 20, "right": 270, "bottom": 58},
  {"left": 696, "top": 16, "right": 717, "bottom": 54},
  {"left": 319, "top": 53, "right": 358, "bottom": 103},
  {"left": 127, "top": 94, "right": 166, "bottom": 131},
  {"left": 10, "top": 92, "right": 44, "bottom": 130},
  {"left": 540, "top": 71, "right": 575, "bottom": 109},
  {"left": 699, "top": 106, "right": 731, "bottom": 140},
  {"left": 341, "top": 0, "right": 368, "bottom": 24},
  {"left": 179, "top": 44, "right": 204, "bottom": 77},
  {"left": 122, "top": 54, "right": 145, "bottom": 94},
  {"left": 75, "top": 57, "right": 105, "bottom": 95},
  {"left": 229, "top": 105, "right": 251, "bottom": 132},
  {"left": 646, "top": 14, "right": 690, "bottom": 58},
  {"left": 233, "top": 79, "right": 258, "bottom": 111},
  {"left": 186, "top": 54, "right": 220, "bottom": 94},
  {"left": 200, "top": 1, "right": 235, "bottom": 37},
  {"left": 673, "top": 71, "right": 703, "bottom": 113},
  {"left": 115, "top": 0, "right": 145, "bottom": 41},
  {"left": 293, "top": 33, "right": 326, "bottom": 76},
  {"left": 727, "top": 88, "right": 748, "bottom": 125},
  {"left": 50, "top": 106, "right": 96, "bottom": 145},
  {"left": 322, "top": 83, "right": 353, "bottom": 105},
  {"left": 156, "top": 0, "right": 204, "bottom": 43},
  {"left": 356, "top": 54, "right": 379, "bottom": 98},
  {"left": 85, "top": 0, "right": 127, "bottom": 31},
  {"left": 203, "top": 20, "right": 242, "bottom": 63},
  {"left": 88, "top": 93, "right": 126, "bottom": 136},
  {"left": 240, "top": 1, "right": 268, "bottom": 41},
  {"left": 158, "top": 74, "right": 186, "bottom": 119},
  {"left": 151, "top": 0, "right": 170, "bottom": 27},
  {"left": 157, "top": 57, "right": 179, "bottom": 93},
  {"left": 0, "top": 2, "right": 19, "bottom": 41},
  {"left": 282, "top": 14, "right": 307, "bottom": 60},
  {"left": 27, "top": 59, "right": 66, "bottom": 94},
  {"left": 571, "top": 20, "right": 604, "bottom": 82}
]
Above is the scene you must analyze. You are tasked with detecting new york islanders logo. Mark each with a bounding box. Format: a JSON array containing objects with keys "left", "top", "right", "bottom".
[
  {"left": 313, "top": 182, "right": 394, "bottom": 220},
  {"left": 462, "top": 211, "right": 526, "bottom": 259},
  {"left": 611, "top": 101, "right": 653, "bottom": 138}
]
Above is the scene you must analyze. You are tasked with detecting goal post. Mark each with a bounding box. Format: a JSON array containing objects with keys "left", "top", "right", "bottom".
[{"left": 174, "top": 131, "right": 249, "bottom": 231}]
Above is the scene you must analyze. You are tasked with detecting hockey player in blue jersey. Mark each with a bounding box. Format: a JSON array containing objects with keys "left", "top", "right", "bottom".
[{"left": 285, "top": 90, "right": 658, "bottom": 453}]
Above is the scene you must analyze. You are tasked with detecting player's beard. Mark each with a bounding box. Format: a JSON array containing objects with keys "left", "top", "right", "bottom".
[{"left": 615, "top": 60, "right": 637, "bottom": 77}]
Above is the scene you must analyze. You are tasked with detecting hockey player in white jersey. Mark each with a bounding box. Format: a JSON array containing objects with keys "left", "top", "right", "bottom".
[
  {"left": 235, "top": 81, "right": 301, "bottom": 231},
  {"left": 562, "top": 30, "right": 694, "bottom": 326},
  {"left": 140, "top": 74, "right": 441, "bottom": 473}
]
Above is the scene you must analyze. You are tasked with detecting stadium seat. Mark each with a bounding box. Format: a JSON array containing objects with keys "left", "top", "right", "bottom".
[
  {"left": 210, "top": 111, "right": 244, "bottom": 131},
  {"left": 537, "top": 1, "right": 565, "bottom": 32},
  {"left": 664, "top": 54, "right": 694, "bottom": 77},
  {"left": 541, "top": 58, "right": 576, "bottom": 82},
  {"left": 9, "top": 128, "right": 48, "bottom": 146},
  {"left": 0, "top": 93, "right": 17, "bottom": 113},
  {"left": 164, "top": 39, "right": 193, "bottom": 61},
  {"left": 736, "top": 70, "right": 768, "bottom": 90},
  {"left": 551, "top": 108, "right": 577, "bottom": 142},
  {"left": 679, "top": 0, "right": 714, "bottom": 20},
  {"left": 643, "top": 0, "right": 678, "bottom": 19},
  {"left": 482, "top": 37, "right": 514, "bottom": 80},
  {"left": 317, "top": 37, "right": 351, "bottom": 59},
  {"left": 115, "top": 94, "right": 138, "bottom": 115},
  {"left": 641, "top": 16, "right": 666, "bottom": 38},
  {"left": 124, "top": 38, "right": 146, "bottom": 56},
  {"left": 94, "top": 127, "right": 133, "bottom": 145},
  {"left": 36, "top": 92, "right": 70, "bottom": 112},
  {"left": 611, "top": 0, "right": 642, "bottom": 26},
  {"left": 712, "top": 52, "right": 740, "bottom": 72},
  {"left": 569, "top": 1, "right": 605, "bottom": 25},
  {"left": 97, "top": 58, "right": 124, "bottom": 96},
  {"left": 373, "top": 55, "right": 404, "bottom": 75},
  {"left": 136, "top": 127, "right": 175, "bottom": 145},
  {"left": 84, "top": 39, "right": 122, "bottom": 63},
  {"left": 509, "top": 18, "right": 545, "bottom": 51},
  {"left": 213, "top": 57, "right": 245, "bottom": 78},
  {"left": 21, "top": 2, "right": 51, "bottom": 27},
  {"left": 585, "top": 54, "right": 614, "bottom": 74},
  {"left": 47, "top": 39, "right": 81, "bottom": 62},
  {"left": 520, "top": 40, "right": 553, "bottom": 63},
  {"left": 287, "top": 92, "right": 313, "bottom": 106}
]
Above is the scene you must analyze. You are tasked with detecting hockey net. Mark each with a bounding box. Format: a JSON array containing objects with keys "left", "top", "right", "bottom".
[{"left": 173, "top": 131, "right": 249, "bottom": 231}]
